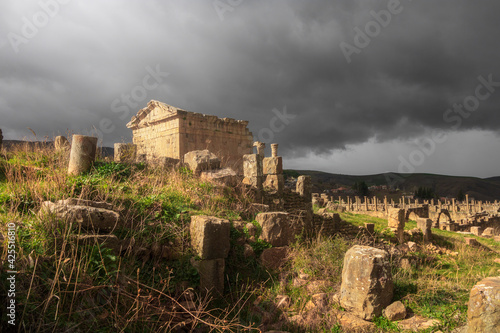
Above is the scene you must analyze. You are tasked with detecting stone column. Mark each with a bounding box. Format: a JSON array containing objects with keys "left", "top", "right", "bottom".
[
  {"left": 364, "top": 196, "right": 368, "bottom": 211},
  {"left": 271, "top": 143, "right": 278, "bottom": 157},
  {"left": 296, "top": 175, "right": 312, "bottom": 201},
  {"left": 384, "top": 196, "right": 388, "bottom": 212},
  {"left": 452, "top": 198, "right": 456, "bottom": 213},
  {"left": 374, "top": 197, "right": 378, "bottom": 211},
  {"left": 263, "top": 153, "right": 284, "bottom": 194},
  {"left": 388, "top": 208, "right": 405, "bottom": 243},
  {"left": 67, "top": 135, "right": 98, "bottom": 175}
]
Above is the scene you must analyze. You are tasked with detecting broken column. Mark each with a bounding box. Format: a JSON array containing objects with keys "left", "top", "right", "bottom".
[
  {"left": 114, "top": 143, "right": 137, "bottom": 163},
  {"left": 253, "top": 141, "right": 265, "bottom": 157},
  {"left": 388, "top": 208, "right": 405, "bottom": 243},
  {"left": 263, "top": 143, "right": 284, "bottom": 193},
  {"left": 190, "top": 215, "right": 230, "bottom": 296},
  {"left": 296, "top": 175, "right": 313, "bottom": 226},
  {"left": 67, "top": 135, "right": 98, "bottom": 176}
]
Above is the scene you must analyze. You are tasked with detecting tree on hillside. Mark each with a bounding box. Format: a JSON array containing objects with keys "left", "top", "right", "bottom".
[
  {"left": 352, "top": 181, "right": 369, "bottom": 197},
  {"left": 457, "top": 189, "right": 465, "bottom": 201},
  {"left": 414, "top": 186, "right": 435, "bottom": 200}
]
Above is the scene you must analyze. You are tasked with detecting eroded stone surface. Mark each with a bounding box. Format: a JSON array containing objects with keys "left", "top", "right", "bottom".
[
  {"left": 256, "top": 212, "right": 293, "bottom": 247},
  {"left": 184, "top": 150, "right": 220, "bottom": 174},
  {"left": 384, "top": 301, "right": 407, "bottom": 321},
  {"left": 340, "top": 245, "right": 394, "bottom": 320},
  {"left": 67, "top": 135, "right": 98, "bottom": 175},
  {"left": 467, "top": 276, "right": 500, "bottom": 333},
  {"left": 190, "top": 215, "right": 230, "bottom": 259}
]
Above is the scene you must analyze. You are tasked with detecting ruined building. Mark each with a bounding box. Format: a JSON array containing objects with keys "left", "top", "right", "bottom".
[{"left": 126, "top": 100, "right": 253, "bottom": 171}]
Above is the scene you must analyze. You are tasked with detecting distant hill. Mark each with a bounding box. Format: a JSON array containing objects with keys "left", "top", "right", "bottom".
[
  {"left": 286, "top": 170, "right": 500, "bottom": 202},
  {"left": 2, "top": 140, "right": 114, "bottom": 158}
]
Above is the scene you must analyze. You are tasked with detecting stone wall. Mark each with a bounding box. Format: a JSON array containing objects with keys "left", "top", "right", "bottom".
[{"left": 127, "top": 100, "right": 253, "bottom": 171}]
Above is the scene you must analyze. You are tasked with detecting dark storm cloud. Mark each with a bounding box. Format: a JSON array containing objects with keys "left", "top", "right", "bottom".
[{"left": 1, "top": 0, "right": 500, "bottom": 158}]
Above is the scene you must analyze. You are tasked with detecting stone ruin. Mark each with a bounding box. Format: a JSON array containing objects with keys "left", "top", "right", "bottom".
[
  {"left": 124, "top": 100, "right": 253, "bottom": 172},
  {"left": 314, "top": 193, "right": 500, "bottom": 242}
]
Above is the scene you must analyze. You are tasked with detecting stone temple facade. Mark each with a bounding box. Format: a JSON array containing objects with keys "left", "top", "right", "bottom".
[{"left": 126, "top": 100, "right": 253, "bottom": 171}]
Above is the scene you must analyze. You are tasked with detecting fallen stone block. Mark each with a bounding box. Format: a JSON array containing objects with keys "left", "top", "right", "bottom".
[
  {"left": 183, "top": 150, "right": 220, "bottom": 174},
  {"left": 40, "top": 200, "right": 120, "bottom": 230},
  {"left": 340, "top": 245, "right": 393, "bottom": 321},
  {"left": 465, "top": 237, "right": 480, "bottom": 247},
  {"left": 481, "top": 227, "right": 495, "bottom": 238},
  {"left": 384, "top": 301, "right": 406, "bottom": 321},
  {"left": 470, "top": 226, "right": 482, "bottom": 236},
  {"left": 467, "top": 276, "right": 500, "bottom": 332},
  {"left": 256, "top": 212, "right": 294, "bottom": 247},
  {"left": 200, "top": 167, "right": 238, "bottom": 186},
  {"left": 260, "top": 246, "right": 289, "bottom": 270}
]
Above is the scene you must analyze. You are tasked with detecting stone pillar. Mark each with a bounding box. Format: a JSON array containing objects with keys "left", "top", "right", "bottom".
[
  {"left": 54, "top": 135, "right": 70, "bottom": 151},
  {"left": 296, "top": 175, "right": 312, "bottom": 201},
  {"left": 364, "top": 196, "right": 368, "bottom": 211},
  {"left": 365, "top": 223, "right": 375, "bottom": 234},
  {"left": 67, "top": 135, "right": 98, "bottom": 176},
  {"left": 263, "top": 154, "right": 284, "bottom": 193},
  {"left": 466, "top": 194, "right": 469, "bottom": 214},
  {"left": 452, "top": 198, "right": 456, "bottom": 213},
  {"left": 243, "top": 154, "right": 263, "bottom": 190},
  {"left": 271, "top": 143, "right": 278, "bottom": 157},
  {"left": 190, "top": 215, "right": 230, "bottom": 297},
  {"left": 431, "top": 199, "right": 434, "bottom": 206},
  {"left": 253, "top": 141, "right": 265, "bottom": 158},
  {"left": 374, "top": 197, "right": 378, "bottom": 211},
  {"left": 114, "top": 143, "right": 137, "bottom": 163},
  {"left": 384, "top": 196, "right": 388, "bottom": 212},
  {"left": 416, "top": 217, "right": 432, "bottom": 241},
  {"left": 388, "top": 208, "right": 405, "bottom": 243}
]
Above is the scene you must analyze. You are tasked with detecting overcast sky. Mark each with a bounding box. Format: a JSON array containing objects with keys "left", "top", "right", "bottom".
[{"left": 1, "top": 0, "right": 500, "bottom": 178}]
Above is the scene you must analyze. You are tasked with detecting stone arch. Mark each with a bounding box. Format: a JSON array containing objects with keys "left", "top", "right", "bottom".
[{"left": 436, "top": 209, "right": 452, "bottom": 223}]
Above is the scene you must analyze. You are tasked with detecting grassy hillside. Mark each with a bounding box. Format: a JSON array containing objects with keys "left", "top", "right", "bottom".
[
  {"left": 290, "top": 170, "right": 500, "bottom": 201},
  {"left": 1, "top": 145, "right": 499, "bottom": 332}
]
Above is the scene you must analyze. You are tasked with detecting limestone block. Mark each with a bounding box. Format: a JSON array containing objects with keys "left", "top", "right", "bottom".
[
  {"left": 384, "top": 301, "right": 407, "bottom": 321},
  {"left": 263, "top": 157, "right": 283, "bottom": 175},
  {"left": 470, "top": 226, "right": 482, "bottom": 236},
  {"left": 340, "top": 245, "right": 393, "bottom": 321},
  {"left": 263, "top": 174, "right": 284, "bottom": 192},
  {"left": 467, "top": 276, "right": 500, "bottom": 332},
  {"left": 465, "top": 238, "right": 480, "bottom": 246},
  {"left": 242, "top": 176, "right": 263, "bottom": 189},
  {"left": 39, "top": 200, "right": 120, "bottom": 230},
  {"left": 260, "top": 246, "right": 289, "bottom": 270},
  {"left": 54, "top": 136, "right": 70, "bottom": 151},
  {"left": 243, "top": 154, "right": 263, "bottom": 177},
  {"left": 256, "top": 212, "right": 294, "bottom": 247},
  {"left": 68, "top": 135, "right": 98, "bottom": 175},
  {"left": 184, "top": 150, "right": 220, "bottom": 174},
  {"left": 481, "top": 227, "right": 495, "bottom": 237},
  {"left": 196, "top": 258, "right": 225, "bottom": 296},
  {"left": 416, "top": 218, "right": 432, "bottom": 241},
  {"left": 190, "top": 215, "right": 230, "bottom": 259},
  {"left": 365, "top": 223, "right": 375, "bottom": 234},
  {"left": 296, "top": 175, "right": 312, "bottom": 200},
  {"left": 114, "top": 143, "right": 137, "bottom": 163},
  {"left": 200, "top": 167, "right": 238, "bottom": 186},
  {"left": 388, "top": 208, "right": 405, "bottom": 243}
]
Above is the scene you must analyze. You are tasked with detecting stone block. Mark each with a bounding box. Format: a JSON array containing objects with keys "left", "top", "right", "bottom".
[
  {"left": 416, "top": 217, "right": 432, "bottom": 241},
  {"left": 190, "top": 215, "right": 230, "bottom": 259},
  {"left": 242, "top": 176, "right": 263, "bottom": 189},
  {"left": 114, "top": 143, "right": 137, "bottom": 163},
  {"left": 384, "top": 301, "right": 407, "bottom": 321},
  {"left": 470, "top": 226, "right": 482, "bottom": 236},
  {"left": 256, "top": 212, "right": 294, "bottom": 247},
  {"left": 340, "top": 245, "right": 393, "bottom": 321},
  {"left": 200, "top": 167, "right": 238, "bottom": 186},
  {"left": 481, "top": 227, "right": 495, "bottom": 237},
  {"left": 243, "top": 154, "right": 263, "bottom": 177},
  {"left": 465, "top": 237, "right": 480, "bottom": 247},
  {"left": 263, "top": 174, "right": 284, "bottom": 192},
  {"left": 260, "top": 246, "right": 289, "bottom": 270},
  {"left": 365, "top": 223, "right": 375, "bottom": 234},
  {"left": 196, "top": 258, "right": 225, "bottom": 296},
  {"left": 183, "top": 150, "right": 220, "bottom": 174},
  {"left": 296, "top": 175, "right": 312, "bottom": 200},
  {"left": 388, "top": 208, "right": 405, "bottom": 243},
  {"left": 263, "top": 157, "right": 283, "bottom": 175},
  {"left": 467, "top": 276, "right": 500, "bottom": 332}
]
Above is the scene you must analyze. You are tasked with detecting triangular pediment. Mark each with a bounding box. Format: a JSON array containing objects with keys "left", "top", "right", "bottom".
[{"left": 126, "top": 100, "right": 186, "bottom": 129}]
